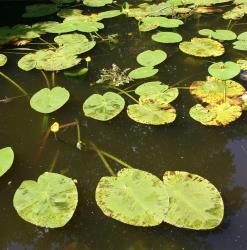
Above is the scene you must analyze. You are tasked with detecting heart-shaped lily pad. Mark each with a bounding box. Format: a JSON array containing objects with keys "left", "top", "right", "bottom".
[
  {"left": 127, "top": 97, "right": 176, "bottom": 125},
  {"left": 189, "top": 103, "right": 242, "bottom": 126},
  {"left": 96, "top": 168, "right": 169, "bottom": 226},
  {"left": 199, "top": 29, "right": 237, "bottom": 41},
  {"left": 13, "top": 172, "right": 78, "bottom": 228},
  {"left": 0, "top": 54, "right": 7, "bottom": 67},
  {"left": 208, "top": 61, "right": 241, "bottom": 80},
  {"left": 163, "top": 171, "right": 224, "bottom": 230},
  {"left": 30, "top": 87, "right": 70, "bottom": 114},
  {"left": 0, "top": 147, "right": 14, "bottom": 177},
  {"left": 190, "top": 76, "right": 245, "bottom": 104},
  {"left": 128, "top": 67, "right": 158, "bottom": 79},
  {"left": 179, "top": 38, "right": 225, "bottom": 57},
  {"left": 83, "top": 92, "right": 125, "bottom": 121},
  {"left": 136, "top": 50, "right": 167, "bottom": 67},
  {"left": 152, "top": 32, "right": 182, "bottom": 44}
]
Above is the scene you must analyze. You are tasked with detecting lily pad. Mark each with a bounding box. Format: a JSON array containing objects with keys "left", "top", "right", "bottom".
[
  {"left": 83, "top": 92, "right": 125, "bottom": 121},
  {"left": 208, "top": 61, "right": 241, "bottom": 80},
  {"left": 22, "top": 4, "right": 59, "bottom": 18},
  {"left": 0, "top": 54, "right": 7, "bottom": 67},
  {"left": 179, "top": 38, "right": 225, "bottom": 57},
  {"left": 189, "top": 103, "right": 242, "bottom": 126},
  {"left": 237, "top": 59, "right": 247, "bottom": 70},
  {"left": 0, "top": 147, "right": 14, "bottom": 177},
  {"left": 128, "top": 67, "right": 158, "bottom": 79},
  {"left": 96, "top": 168, "right": 169, "bottom": 226},
  {"left": 190, "top": 76, "right": 245, "bottom": 104},
  {"left": 163, "top": 171, "right": 224, "bottom": 229},
  {"left": 127, "top": 97, "right": 176, "bottom": 125},
  {"left": 199, "top": 29, "right": 237, "bottom": 41},
  {"left": 152, "top": 32, "right": 182, "bottom": 44},
  {"left": 30, "top": 87, "right": 70, "bottom": 114},
  {"left": 136, "top": 50, "right": 167, "bottom": 67},
  {"left": 83, "top": 0, "right": 113, "bottom": 7},
  {"left": 13, "top": 172, "right": 78, "bottom": 228}
]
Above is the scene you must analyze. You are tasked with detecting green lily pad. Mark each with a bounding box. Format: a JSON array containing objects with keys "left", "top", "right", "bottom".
[
  {"left": 136, "top": 50, "right": 167, "bottom": 67},
  {"left": 152, "top": 32, "right": 182, "bottom": 44},
  {"left": 30, "top": 87, "right": 70, "bottom": 114},
  {"left": 0, "top": 54, "right": 7, "bottom": 67},
  {"left": 223, "top": 4, "right": 247, "bottom": 20},
  {"left": 83, "top": 0, "right": 113, "bottom": 7},
  {"left": 97, "top": 10, "right": 122, "bottom": 20},
  {"left": 0, "top": 147, "right": 14, "bottom": 177},
  {"left": 237, "top": 59, "right": 247, "bottom": 70},
  {"left": 57, "top": 8, "right": 83, "bottom": 18},
  {"left": 179, "top": 38, "right": 225, "bottom": 57},
  {"left": 233, "top": 40, "right": 247, "bottom": 51},
  {"left": 190, "top": 76, "right": 245, "bottom": 104},
  {"left": 96, "top": 168, "right": 169, "bottom": 226},
  {"left": 199, "top": 29, "right": 237, "bottom": 41},
  {"left": 163, "top": 171, "right": 224, "bottom": 229},
  {"left": 189, "top": 103, "right": 242, "bottom": 126},
  {"left": 64, "top": 68, "right": 88, "bottom": 77},
  {"left": 208, "top": 61, "right": 241, "bottom": 80},
  {"left": 22, "top": 4, "right": 59, "bottom": 18},
  {"left": 13, "top": 172, "right": 78, "bottom": 228},
  {"left": 128, "top": 67, "right": 158, "bottom": 79},
  {"left": 83, "top": 92, "right": 125, "bottom": 121},
  {"left": 238, "top": 31, "right": 247, "bottom": 41},
  {"left": 135, "top": 82, "right": 179, "bottom": 104},
  {"left": 127, "top": 97, "right": 176, "bottom": 125}
]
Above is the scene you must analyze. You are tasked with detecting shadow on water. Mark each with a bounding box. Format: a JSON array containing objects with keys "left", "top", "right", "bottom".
[{"left": 0, "top": 1, "right": 247, "bottom": 250}]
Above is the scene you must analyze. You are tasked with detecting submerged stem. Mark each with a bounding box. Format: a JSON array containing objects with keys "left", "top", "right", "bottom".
[
  {"left": 39, "top": 37, "right": 56, "bottom": 49},
  {"left": 100, "top": 150, "right": 134, "bottom": 169},
  {"left": 111, "top": 86, "right": 138, "bottom": 103},
  {"left": 0, "top": 71, "right": 28, "bottom": 96},
  {"left": 51, "top": 72, "right": 56, "bottom": 87},
  {"left": 90, "top": 142, "right": 116, "bottom": 176},
  {"left": 49, "top": 149, "right": 60, "bottom": 172},
  {"left": 41, "top": 70, "right": 50, "bottom": 88}
]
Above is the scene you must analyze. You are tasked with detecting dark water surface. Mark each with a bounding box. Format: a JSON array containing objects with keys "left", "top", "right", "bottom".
[{"left": 0, "top": 1, "right": 247, "bottom": 250}]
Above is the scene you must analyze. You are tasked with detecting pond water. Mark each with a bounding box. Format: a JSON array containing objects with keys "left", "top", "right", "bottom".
[{"left": 0, "top": 1, "right": 247, "bottom": 250}]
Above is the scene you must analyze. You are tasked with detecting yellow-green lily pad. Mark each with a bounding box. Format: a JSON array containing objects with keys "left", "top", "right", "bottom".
[{"left": 0, "top": 147, "right": 14, "bottom": 177}]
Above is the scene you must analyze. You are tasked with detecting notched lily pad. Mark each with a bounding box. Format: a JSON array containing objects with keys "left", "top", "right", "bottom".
[
  {"left": 179, "top": 38, "right": 224, "bottom": 57},
  {"left": 136, "top": 50, "right": 167, "bottom": 67},
  {"left": 30, "top": 87, "right": 70, "bottom": 114},
  {"left": 0, "top": 147, "right": 14, "bottom": 177},
  {"left": 13, "top": 172, "right": 78, "bottom": 228},
  {"left": 83, "top": 92, "right": 125, "bottom": 121},
  {"left": 96, "top": 168, "right": 169, "bottom": 226},
  {"left": 163, "top": 171, "right": 224, "bottom": 230}
]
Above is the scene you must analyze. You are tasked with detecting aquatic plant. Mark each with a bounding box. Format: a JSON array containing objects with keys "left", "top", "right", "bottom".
[
  {"left": 0, "top": 147, "right": 14, "bottom": 177},
  {"left": 152, "top": 31, "right": 183, "bottom": 44},
  {"left": 136, "top": 50, "right": 167, "bottom": 67},
  {"left": 198, "top": 29, "right": 237, "bottom": 41}
]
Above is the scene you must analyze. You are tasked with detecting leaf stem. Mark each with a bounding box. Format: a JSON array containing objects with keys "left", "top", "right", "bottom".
[
  {"left": 39, "top": 37, "right": 56, "bottom": 49},
  {"left": 0, "top": 71, "right": 29, "bottom": 96},
  {"left": 111, "top": 86, "right": 138, "bottom": 103},
  {"left": 41, "top": 70, "right": 50, "bottom": 88}
]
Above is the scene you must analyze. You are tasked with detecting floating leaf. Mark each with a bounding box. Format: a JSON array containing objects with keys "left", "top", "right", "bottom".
[
  {"left": 152, "top": 32, "right": 182, "bottom": 44},
  {"left": 223, "top": 4, "right": 247, "bottom": 20},
  {"left": 57, "top": 8, "right": 83, "bottom": 18},
  {"left": 128, "top": 67, "right": 158, "bottom": 79},
  {"left": 22, "top": 4, "right": 59, "bottom": 18},
  {"left": 189, "top": 103, "right": 242, "bottom": 126},
  {"left": 64, "top": 68, "right": 88, "bottom": 77},
  {"left": 198, "top": 29, "right": 237, "bottom": 41},
  {"left": 127, "top": 97, "right": 176, "bottom": 125},
  {"left": 13, "top": 172, "right": 78, "bottom": 228},
  {"left": 208, "top": 61, "right": 241, "bottom": 80},
  {"left": 30, "top": 87, "right": 70, "bottom": 114},
  {"left": 233, "top": 31, "right": 247, "bottom": 50},
  {"left": 0, "top": 147, "right": 14, "bottom": 177},
  {"left": 135, "top": 82, "right": 179, "bottom": 104},
  {"left": 136, "top": 50, "right": 167, "bottom": 67},
  {"left": 83, "top": 92, "right": 125, "bottom": 121},
  {"left": 163, "top": 171, "right": 224, "bottom": 229},
  {"left": 96, "top": 168, "right": 169, "bottom": 226},
  {"left": 179, "top": 38, "right": 224, "bottom": 57},
  {"left": 237, "top": 59, "right": 247, "bottom": 70},
  {"left": 0, "top": 54, "right": 7, "bottom": 67},
  {"left": 190, "top": 76, "right": 245, "bottom": 104},
  {"left": 97, "top": 10, "right": 122, "bottom": 20},
  {"left": 83, "top": 0, "right": 113, "bottom": 7}
]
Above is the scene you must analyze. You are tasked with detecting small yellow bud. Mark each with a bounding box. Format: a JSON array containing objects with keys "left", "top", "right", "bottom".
[
  {"left": 90, "top": 13, "right": 98, "bottom": 20},
  {"left": 50, "top": 122, "right": 60, "bottom": 133},
  {"left": 85, "top": 56, "right": 92, "bottom": 62},
  {"left": 122, "top": 9, "right": 130, "bottom": 14}
]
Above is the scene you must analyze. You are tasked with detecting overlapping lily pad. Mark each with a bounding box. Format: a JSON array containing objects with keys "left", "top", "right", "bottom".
[
  {"left": 96, "top": 168, "right": 169, "bottom": 226},
  {"left": 208, "top": 61, "right": 241, "bottom": 80},
  {"left": 237, "top": 59, "right": 247, "bottom": 70},
  {"left": 190, "top": 76, "right": 245, "bottom": 104},
  {"left": 13, "top": 172, "right": 78, "bottom": 228},
  {"left": 0, "top": 147, "right": 14, "bottom": 177},
  {"left": 189, "top": 103, "right": 242, "bottom": 126},
  {"left": 83, "top": 92, "right": 125, "bottom": 121},
  {"left": 233, "top": 31, "right": 247, "bottom": 51},
  {"left": 0, "top": 54, "right": 7, "bottom": 67},
  {"left": 163, "top": 171, "right": 224, "bottom": 229},
  {"left": 128, "top": 67, "right": 159, "bottom": 79},
  {"left": 199, "top": 29, "right": 237, "bottom": 41},
  {"left": 30, "top": 87, "right": 70, "bottom": 114},
  {"left": 152, "top": 32, "right": 183, "bottom": 44},
  {"left": 179, "top": 38, "right": 225, "bottom": 57},
  {"left": 127, "top": 97, "right": 176, "bottom": 125},
  {"left": 136, "top": 50, "right": 167, "bottom": 67}
]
